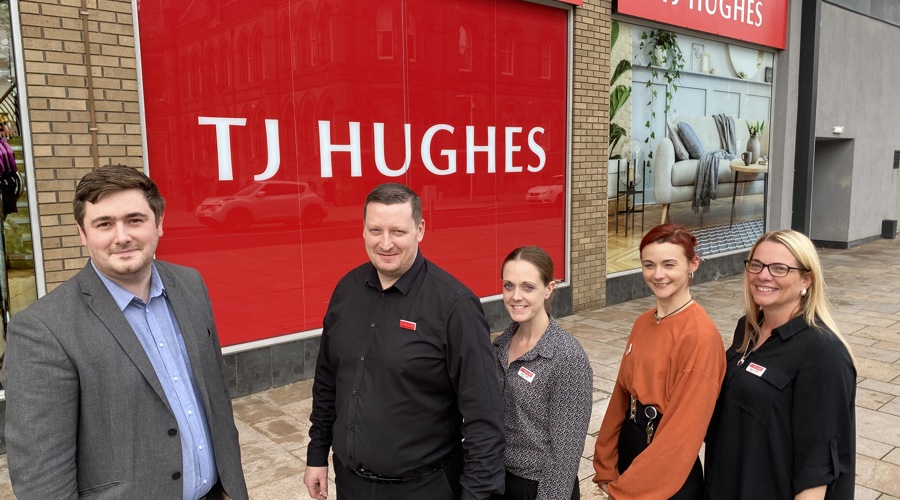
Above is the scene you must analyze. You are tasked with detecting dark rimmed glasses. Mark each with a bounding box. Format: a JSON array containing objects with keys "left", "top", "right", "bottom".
[{"left": 744, "top": 259, "right": 807, "bottom": 277}]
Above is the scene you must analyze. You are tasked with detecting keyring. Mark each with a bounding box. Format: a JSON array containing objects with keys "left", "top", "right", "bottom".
[{"left": 644, "top": 405, "right": 658, "bottom": 420}]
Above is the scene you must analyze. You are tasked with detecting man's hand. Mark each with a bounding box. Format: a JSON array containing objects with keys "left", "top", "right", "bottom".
[{"left": 304, "top": 465, "right": 329, "bottom": 500}]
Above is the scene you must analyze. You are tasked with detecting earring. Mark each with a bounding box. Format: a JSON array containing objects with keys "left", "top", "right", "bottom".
[
  {"left": 801, "top": 288, "right": 807, "bottom": 297},
  {"left": 689, "top": 271, "right": 694, "bottom": 279}
]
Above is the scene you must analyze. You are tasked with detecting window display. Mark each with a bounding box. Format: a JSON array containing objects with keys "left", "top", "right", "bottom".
[{"left": 607, "top": 22, "right": 774, "bottom": 274}]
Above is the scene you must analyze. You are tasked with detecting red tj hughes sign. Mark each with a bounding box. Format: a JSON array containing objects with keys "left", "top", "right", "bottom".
[
  {"left": 137, "top": 0, "right": 569, "bottom": 346},
  {"left": 617, "top": 0, "right": 789, "bottom": 49}
]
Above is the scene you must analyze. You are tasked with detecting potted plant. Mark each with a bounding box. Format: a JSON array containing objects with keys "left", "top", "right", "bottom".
[
  {"left": 639, "top": 29, "right": 685, "bottom": 159},
  {"left": 609, "top": 20, "right": 633, "bottom": 200},
  {"left": 746, "top": 120, "right": 765, "bottom": 164},
  {"left": 747, "top": 120, "right": 765, "bottom": 135}
]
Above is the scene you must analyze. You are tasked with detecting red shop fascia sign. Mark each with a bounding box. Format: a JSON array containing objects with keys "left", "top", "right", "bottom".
[{"left": 617, "top": 0, "right": 788, "bottom": 49}]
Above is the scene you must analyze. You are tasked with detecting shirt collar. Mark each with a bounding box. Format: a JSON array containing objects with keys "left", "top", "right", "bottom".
[
  {"left": 495, "top": 317, "right": 562, "bottom": 362},
  {"left": 365, "top": 251, "right": 425, "bottom": 295},
  {"left": 769, "top": 313, "right": 811, "bottom": 341},
  {"left": 92, "top": 261, "right": 165, "bottom": 311}
]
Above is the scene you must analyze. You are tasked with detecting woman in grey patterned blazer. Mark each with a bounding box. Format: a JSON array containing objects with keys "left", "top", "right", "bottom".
[{"left": 492, "top": 246, "right": 593, "bottom": 500}]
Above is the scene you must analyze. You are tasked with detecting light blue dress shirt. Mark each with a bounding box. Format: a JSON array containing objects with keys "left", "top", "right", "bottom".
[{"left": 95, "top": 263, "right": 217, "bottom": 500}]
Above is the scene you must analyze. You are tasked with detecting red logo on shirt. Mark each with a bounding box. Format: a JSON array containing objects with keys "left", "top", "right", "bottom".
[{"left": 399, "top": 319, "right": 416, "bottom": 331}]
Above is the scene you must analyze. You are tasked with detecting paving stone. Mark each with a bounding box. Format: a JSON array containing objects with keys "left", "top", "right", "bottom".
[
  {"left": 856, "top": 455, "right": 900, "bottom": 497},
  {"left": 856, "top": 387, "right": 895, "bottom": 410},
  {"left": 857, "top": 435, "right": 895, "bottom": 459},
  {"left": 856, "top": 357, "right": 900, "bottom": 383},
  {"left": 854, "top": 345, "right": 900, "bottom": 364},
  {"left": 881, "top": 400, "right": 900, "bottom": 418},
  {"left": 854, "top": 483, "right": 883, "bottom": 500},
  {"left": 249, "top": 414, "right": 311, "bottom": 452},
  {"left": 255, "top": 379, "right": 314, "bottom": 408},
  {"left": 873, "top": 340, "right": 900, "bottom": 353},
  {"left": 231, "top": 394, "right": 287, "bottom": 424},
  {"left": 587, "top": 398, "right": 611, "bottom": 436},
  {"left": 884, "top": 448, "right": 900, "bottom": 467},
  {"left": 860, "top": 378, "right": 900, "bottom": 398},
  {"left": 857, "top": 407, "right": 900, "bottom": 448}
]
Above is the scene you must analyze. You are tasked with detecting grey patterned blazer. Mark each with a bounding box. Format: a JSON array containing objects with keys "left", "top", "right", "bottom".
[{"left": 2, "top": 261, "right": 248, "bottom": 500}]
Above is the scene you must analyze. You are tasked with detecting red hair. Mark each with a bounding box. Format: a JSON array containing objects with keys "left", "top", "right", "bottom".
[{"left": 639, "top": 224, "right": 699, "bottom": 261}]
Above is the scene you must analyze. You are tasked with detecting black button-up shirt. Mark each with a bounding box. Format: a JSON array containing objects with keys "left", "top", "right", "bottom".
[
  {"left": 705, "top": 314, "right": 856, "bottom": 499},
  {"left": 308, "top": 252, "right": 505, "bottom": 499}
]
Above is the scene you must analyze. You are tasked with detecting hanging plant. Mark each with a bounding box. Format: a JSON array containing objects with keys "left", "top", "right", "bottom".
[
  {"left": 639, "top": 29, "right": 685, "bottom": 158},
  {"left": 609, "top": 20, "right": 632, "bottom": 159}
]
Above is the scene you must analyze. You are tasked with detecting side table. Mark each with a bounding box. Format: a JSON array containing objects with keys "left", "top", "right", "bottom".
[
  {"left": 728, "top": 160, "right": 768, "bottom": 227},
  {"left": 615, "top": 160, "right": 646, "bottom": 236}
]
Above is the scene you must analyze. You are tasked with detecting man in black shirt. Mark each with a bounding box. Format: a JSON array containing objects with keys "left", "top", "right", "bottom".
[{"left": 304, "top": 183, "right": 505, "bottom": 500}]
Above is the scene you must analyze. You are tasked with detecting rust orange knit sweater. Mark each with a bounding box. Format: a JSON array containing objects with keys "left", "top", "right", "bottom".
[{"left": 593, "top": 303, "right": 726, "bottom": 500}]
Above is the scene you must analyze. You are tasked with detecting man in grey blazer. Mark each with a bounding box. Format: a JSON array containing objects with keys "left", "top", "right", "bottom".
[{"left": 2, "top": 165, "right": 248, "bottom": 500}]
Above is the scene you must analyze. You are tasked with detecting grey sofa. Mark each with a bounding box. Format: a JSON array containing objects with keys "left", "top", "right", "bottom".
[{"left": 654, "top": 116, "right": 768, "bottom": 224}]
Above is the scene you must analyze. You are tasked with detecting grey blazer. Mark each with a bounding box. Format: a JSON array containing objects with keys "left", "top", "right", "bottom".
[{"left": 2, "top": 261, "right": 249, "bottom": 500}]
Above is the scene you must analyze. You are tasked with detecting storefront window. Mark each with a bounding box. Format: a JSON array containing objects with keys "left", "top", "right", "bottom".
[
  {"left": 137, "top": 0, "right": 570, "bottom": 346},
  {"left": 0, "top": 0, "right": 38, "bottom": 377},
  {"left": 608, "top": 21, "right": 774, "bottom": 274}
]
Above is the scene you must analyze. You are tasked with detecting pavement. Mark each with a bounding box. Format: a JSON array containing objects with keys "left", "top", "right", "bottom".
[{"left": 1, "top": 237, "right": 900, "bottom": 499}]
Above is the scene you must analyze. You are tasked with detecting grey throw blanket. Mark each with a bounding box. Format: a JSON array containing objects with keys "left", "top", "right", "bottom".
[
  {"left": 693, "top": 150, "right": 731, "bottom": 212},
  {"left": 714, "top": 113, "right": 737, "bottom": 154},
  {"left": 693, "top": 114, "right": 736, "bottom": 212}
]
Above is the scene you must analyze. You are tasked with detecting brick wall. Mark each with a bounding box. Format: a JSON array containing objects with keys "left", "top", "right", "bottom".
[
  {"left": 570, "top": 0, "right": 611, "bottom": 311},
  {"left": 18, "top": 0, "right": 142, "bottom": 290}
]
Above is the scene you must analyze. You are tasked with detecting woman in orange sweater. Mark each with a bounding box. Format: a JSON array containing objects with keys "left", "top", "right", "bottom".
[{"left": 593, "top": 224, "right": 726, "bottom": 499}]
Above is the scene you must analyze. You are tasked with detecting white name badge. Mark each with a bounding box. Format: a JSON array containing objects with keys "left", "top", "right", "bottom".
[
  {"left": 746, "top": 362, "right": 767, "bottom": 377},
  {"left": 517, "top": 366, "right": 536, "bottom": 383}
]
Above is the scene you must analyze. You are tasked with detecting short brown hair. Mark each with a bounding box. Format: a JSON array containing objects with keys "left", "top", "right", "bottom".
[
  {"left": 74, "top": 165, "right": 166, "bottom": 228},
  {"left": 364, "top": 183, "right": 422, "bottom": 224}
]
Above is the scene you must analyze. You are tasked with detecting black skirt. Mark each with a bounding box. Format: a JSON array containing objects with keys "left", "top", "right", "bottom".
[{"left": 617, "top": 417, "right": 704, "bottom": 500}]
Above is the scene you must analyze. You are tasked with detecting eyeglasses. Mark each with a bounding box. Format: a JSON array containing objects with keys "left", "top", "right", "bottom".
[{"left": 744, "top": 259, "right": 807, "bottom": 277}]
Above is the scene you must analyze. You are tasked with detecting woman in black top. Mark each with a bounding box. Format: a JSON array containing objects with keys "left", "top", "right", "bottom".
[{"left": 704, "top": 230, "right": 856, "bottom": 499}]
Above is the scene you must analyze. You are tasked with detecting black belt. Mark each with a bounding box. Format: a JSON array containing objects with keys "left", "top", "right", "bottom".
[{"left": 351, "top": 449, "right": 457, "bottom": 484}]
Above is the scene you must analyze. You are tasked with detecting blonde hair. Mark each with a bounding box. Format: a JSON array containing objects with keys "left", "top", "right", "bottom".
[{"left": 740, "top": 230, "right": 853, "bottom": 363}]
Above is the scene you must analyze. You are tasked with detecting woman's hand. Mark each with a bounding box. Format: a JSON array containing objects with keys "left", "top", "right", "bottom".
[
  {"left": 599, "top": 482, "right": 613, "bottom": 498},
  {"left": 795, "top": 485, "right": 826, "bottom": 500}
]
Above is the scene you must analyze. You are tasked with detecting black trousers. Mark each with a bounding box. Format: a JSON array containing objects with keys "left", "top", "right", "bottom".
[
  {"left": 491, "top": 470, "right": 579, "bottom": 500},
  {"left": 333, "top": 453, "right": 463, "bottom": 500},
  {"left": 618, "top": 417, "right": 704, "bottom": 500}
]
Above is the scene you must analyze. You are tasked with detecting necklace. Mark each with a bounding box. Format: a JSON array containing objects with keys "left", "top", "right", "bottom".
[
  {"left": 738, "top": 327, "right": 769, "bottom": 366},
  {"left": 737, "top": 348, "right": 751, "bottom": 366},
  {"left": 653, "top": 296, "right": 693, "bottom": 324}
]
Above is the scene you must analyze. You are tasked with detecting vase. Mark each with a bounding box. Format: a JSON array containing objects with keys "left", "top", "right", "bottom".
[
  {"left": 653, "top": 46, "right": 666, "bottom": 65},
  {"left": 608, "top": 159, "right": 622, "bottom": 198},
  {"left": 746, "top": 134, "right": 761, "bottom": 164}
]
